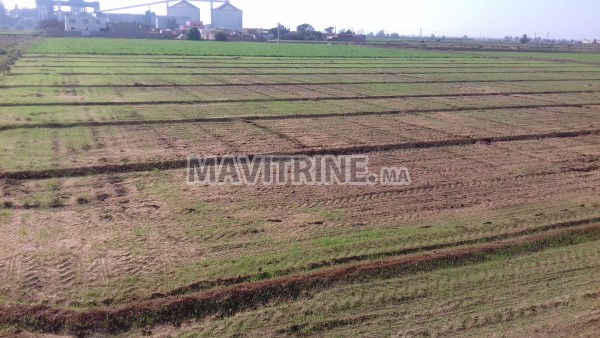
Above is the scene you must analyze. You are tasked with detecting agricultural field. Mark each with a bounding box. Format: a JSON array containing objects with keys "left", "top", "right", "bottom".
[
  {"left": 0, "top": 36, "right": 599, "bottom": 337},
  {"left": 0, "top": 33, "right": 36, "bottom": 72}
]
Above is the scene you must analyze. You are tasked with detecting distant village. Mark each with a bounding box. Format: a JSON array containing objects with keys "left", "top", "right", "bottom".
[
  {"left": 0, "top": 0, "right": 368, "bottom": 42},
  {"left": 0, "top": 0, "right": 598, "bottom": 44},
  {"left": 1, "top": 0, "right": 247, "bottom": 40}
]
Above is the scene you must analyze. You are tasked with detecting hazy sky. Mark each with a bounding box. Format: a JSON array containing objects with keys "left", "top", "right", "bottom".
[{"left": 7, "top": 0, "right": 600, "bottom": 39}]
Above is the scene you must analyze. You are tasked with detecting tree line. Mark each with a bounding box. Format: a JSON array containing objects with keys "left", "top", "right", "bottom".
[{"left": 268, "top": 23, "right": 356, "bottom": 41}]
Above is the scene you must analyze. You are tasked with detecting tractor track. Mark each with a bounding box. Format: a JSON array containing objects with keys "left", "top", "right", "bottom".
[{"left": 258, "top": 168, "right": 600, "bottom": 212}]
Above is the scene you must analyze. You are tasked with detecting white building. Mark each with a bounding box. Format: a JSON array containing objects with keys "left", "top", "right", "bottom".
[
  {"left": 65, "top": 14, "right": 108, "bottom": 34},
  {"left": 211, "top": 2, "right": 242, "bottom": 32},
  {"left": 167, "top": 0, "right": 200, "bottom": 25}
]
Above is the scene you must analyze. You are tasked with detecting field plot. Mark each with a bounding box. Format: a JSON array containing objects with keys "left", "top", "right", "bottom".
[
  {"left": 0, "top": 37, "right": 599, "bottom": 337},
  {"left": 0, "top": 33, "right": 36, "bottom": 73}
]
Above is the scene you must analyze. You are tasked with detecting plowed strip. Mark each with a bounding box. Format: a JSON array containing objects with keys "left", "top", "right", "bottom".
[
  {"left": 1, "top": 223, "right": 598, "bottom": 335},
  {"left": 2, "top": 102, "right": 599, "bottom": 132},
  {"left": 14, "top": 65, "right": 573, "bottom": 69},
  {"left": 3, "top": 78, "right": 600, "bottom": 89},
  {"left": 155, "top": 215, "right": 600, "bottom": 299},
  {"left": 1, "top": 90, "right": 599, "bottom": 107},
  {"left": 8, "top": 70, "right": 600, "bottom": 76},
  {"left": 14, "top": 60, "right": 565, "bottom": 65},
  {"left": 1, "top": 129, "right": 598, "bottom": 180}
]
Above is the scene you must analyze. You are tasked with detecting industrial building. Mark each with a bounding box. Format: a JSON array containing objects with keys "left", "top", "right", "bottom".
[
  {"left": 31, "top": 0, "right": 243, "bottom": 33},
  {"left": 0, "top": 3, "right": 39, "bottom": 30},
  {"left": 0, "top": 1, "right": 6, "bottom": 18},
  {"left": 167, "top": 1, "right": 200, "bottom": 24},
  {"left": 35, "top": 0, "right": 100, "bottom": 20},
  {"left": 33, "top": 0, "right": 106, "bottom": 34},
  {"left": 100, "top": 0, "right": 242, "bottom": 31},
  {"left": 210, "top": 2, "right": 242, "bottom": 32}
]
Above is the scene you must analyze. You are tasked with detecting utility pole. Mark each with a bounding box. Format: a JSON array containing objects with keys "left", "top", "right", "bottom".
[{"left": 277, "top": 22, "right": 280, "bottom": 43}]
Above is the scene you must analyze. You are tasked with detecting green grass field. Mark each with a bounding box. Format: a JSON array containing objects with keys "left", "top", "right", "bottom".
[
  {"left": 28, "top": 38, "right": 471, "bottom": 58},
  {"left": 469, "top": 51, "right": 600, "bottom": 63}
]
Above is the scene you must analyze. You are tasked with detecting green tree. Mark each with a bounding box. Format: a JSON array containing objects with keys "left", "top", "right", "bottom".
[
  {"left": 165, "top": 18, "right": 178, "bottom": 30},
  {"left": 268, "top": 23, "right": 289, "bottom": 39},
  {"left": 296, "top": 23, "right": 315, "bottom": 35},
  {"left": 311, "top": 31, "right": 324, "bottom": 40},
  {"left": 214, "top": 31, "right": 228, "bottom": 41},
  {"left": 520, "top": 34, "right": 531, "bottom": 43},
  {"left": 324, "top": 26, "right": 334, "bottom": 35},
  {"left": 186, "top": 27, "right": 201, "bottom": 41},
  {"left": 294, "top": 23, "right": 323, "bottom": 40},
  {"left": 286, "top": 32, "right": 303, "bottom": 40}
]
